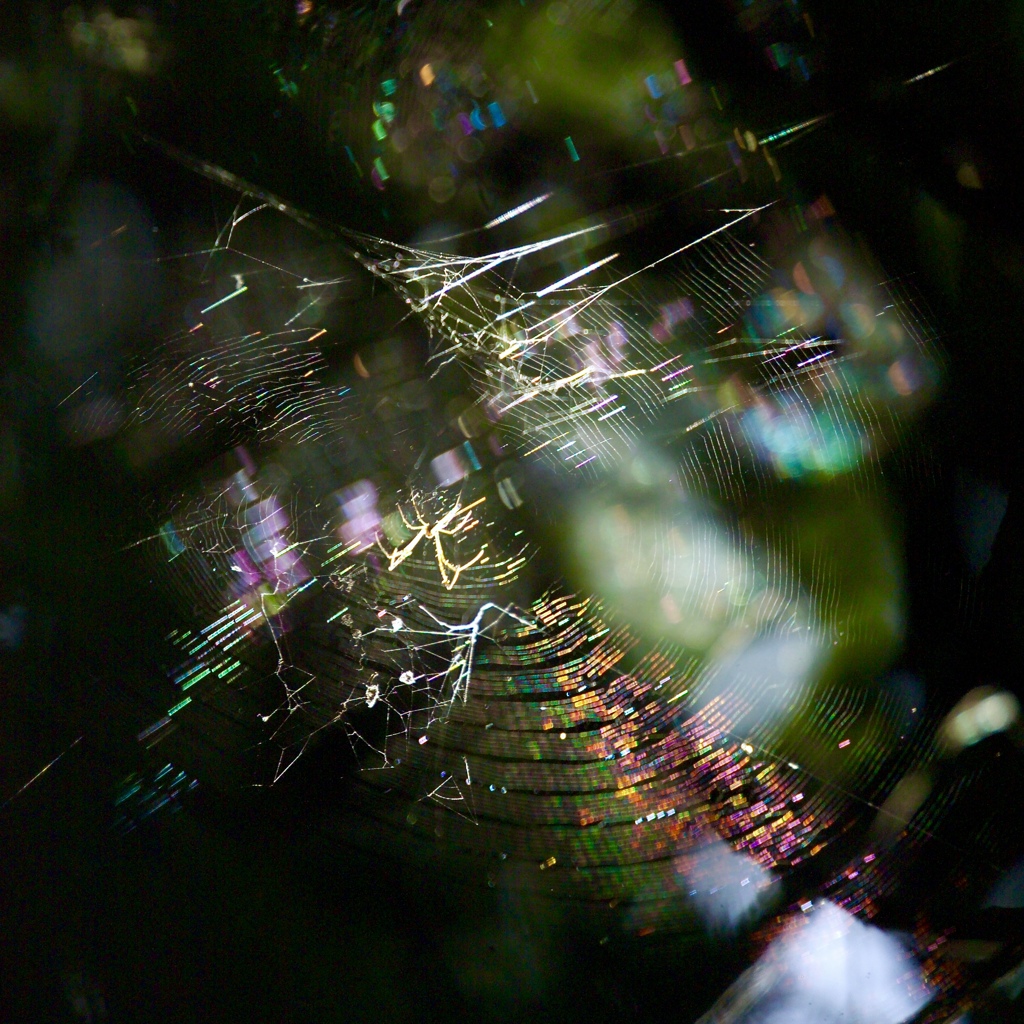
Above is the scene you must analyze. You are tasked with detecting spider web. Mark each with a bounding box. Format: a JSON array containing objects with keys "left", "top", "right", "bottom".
[
  {"left": 109, "top": 148, "right": 947, "bottom": 939},
  {"left": 87, "top": 12, "right": 979, "bottom": 1009}
]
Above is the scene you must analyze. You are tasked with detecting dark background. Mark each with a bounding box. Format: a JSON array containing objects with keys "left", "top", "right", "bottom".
[{"left": 3, "top": 1, "right": 1024, "bottom": 1020}]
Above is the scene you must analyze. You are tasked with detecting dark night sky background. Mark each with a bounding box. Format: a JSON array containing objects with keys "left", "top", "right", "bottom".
[{"left": 3, "top": 1, "right": 1024, "bottom": 1021}]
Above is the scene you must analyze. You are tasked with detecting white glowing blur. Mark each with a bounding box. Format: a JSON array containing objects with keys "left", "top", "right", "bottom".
[
  {"left": 697, "top": 902, "right": 931, "bottom": 1023},
  {"left": 941, "top": 686, "right": 1020, "bottom": 752},
  {"left": 676, "top": 835, "right": 777, "bottom": 932}
]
